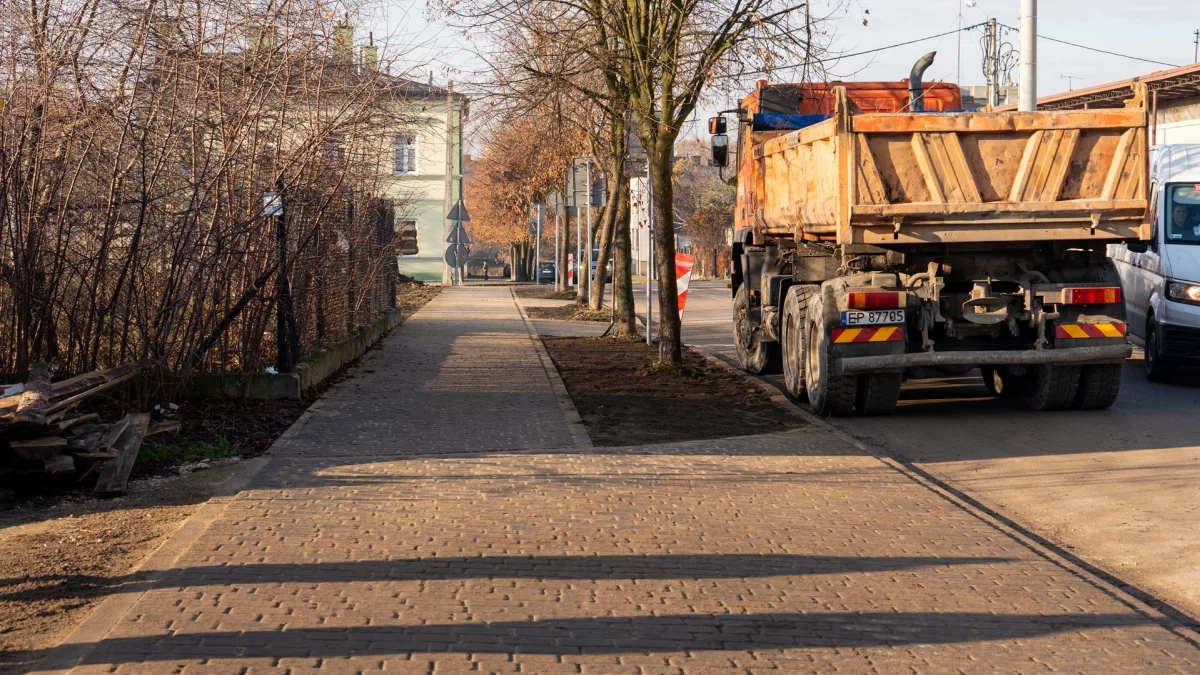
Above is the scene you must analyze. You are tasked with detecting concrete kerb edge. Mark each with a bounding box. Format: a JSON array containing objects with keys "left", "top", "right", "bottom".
[
  {"left": 28, "top": 399, "right": 327, "bottom": 675},
  {"left": 693, "top": 345, "right": 1200, "bottom": 647},
  {"left": 511, "top": 289, "right": 594, "bottom": 449}
]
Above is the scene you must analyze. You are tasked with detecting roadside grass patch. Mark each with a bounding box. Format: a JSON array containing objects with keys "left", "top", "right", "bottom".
[{"left": 136, "top": 436, "right": 241, "bottom": 474}]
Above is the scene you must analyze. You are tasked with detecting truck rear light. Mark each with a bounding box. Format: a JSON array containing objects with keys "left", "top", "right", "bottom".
[
  {"left": 1061, "top": 287, "right": 1121, "bottom": 305},
  {"left": 847, "top": 292, "right": 904, "bottom": 309}
]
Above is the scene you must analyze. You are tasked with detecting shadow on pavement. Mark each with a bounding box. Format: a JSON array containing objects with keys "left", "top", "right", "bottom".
[
  {"left": 0, "top": 554, "right": 1015, "bottom": 605},
  {"left": 55, "top": 611, "right": 1157, "bottom": 664}
]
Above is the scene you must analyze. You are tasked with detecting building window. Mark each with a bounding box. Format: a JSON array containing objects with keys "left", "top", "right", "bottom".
[
  {"left": 324, "top": 134, "right": 345, "bottom": 164},
  {"left": 393, "top": 134, "right": 417, "bottom": 175}
]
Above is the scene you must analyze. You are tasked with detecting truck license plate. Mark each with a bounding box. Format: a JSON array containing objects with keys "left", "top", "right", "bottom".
[{"left": 842, "top": 310, "right": 905, "bottom": 326}]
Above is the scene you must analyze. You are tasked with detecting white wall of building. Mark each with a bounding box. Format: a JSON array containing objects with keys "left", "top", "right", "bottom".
[
  {"left": 1155, "top": 97, "right": 1200, "bottom": 145},
  {"left": 386, "top": 99, "right": 463, "bottom": 282}
]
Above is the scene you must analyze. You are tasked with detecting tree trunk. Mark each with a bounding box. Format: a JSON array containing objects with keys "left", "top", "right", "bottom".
[
  {"left": 651, "top": 138, "right": 681, "bottom": 363},
  {"left": 611, "top": 171, "right": 636, "bottom": 336},
  {"left": 588, "top": 168, "right": 620, "bottom": 310}
]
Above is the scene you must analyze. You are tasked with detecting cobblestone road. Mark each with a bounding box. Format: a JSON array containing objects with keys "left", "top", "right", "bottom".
[{"left": 38, "top": 286, "right": 1200, "bottom": 674}]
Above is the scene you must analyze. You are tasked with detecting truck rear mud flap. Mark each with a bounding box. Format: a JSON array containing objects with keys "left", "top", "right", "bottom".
[{"left": 835, "top": 345, "right": 1132, "bottom": 375}]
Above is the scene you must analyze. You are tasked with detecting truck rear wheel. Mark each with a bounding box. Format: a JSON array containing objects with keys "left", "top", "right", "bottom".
[
  {"left": 1075, "top": 363, "right": 1123, "bottom": 410},
  {"left": 856, "top": 374, "right": 902, "bottom": 415},
  {"left": 1024, "top": 365, "right": 1081, "bottom": 411},
  {"left": 804, "top": 292, "right": 857, "bottom": 416},
  {"left": 781, "top": 286, "right": 816, "bottom": 401},
  {"left": 733, "top": 285, "right": 782, "bottom": 375}
]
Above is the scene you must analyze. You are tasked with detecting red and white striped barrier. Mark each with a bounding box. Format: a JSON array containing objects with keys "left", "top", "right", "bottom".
[{"left": 675, "top": 253, "right": 695, "bottom": 320}]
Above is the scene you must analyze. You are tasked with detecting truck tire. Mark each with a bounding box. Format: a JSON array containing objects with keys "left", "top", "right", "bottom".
[
  {"left": 1024, "top": 365, "right": 1081, "bottom": 411},
  {"left": 733, "top": 285, "right": 782, "bottom": 375},
  {"left": 855, "top": 374, "right": 902, "bottom": 415},
  {"left": 781, "top": 286, "right": 816, "bottom": 401},
  {"left": 804, "top": 292, "right": 857, "bottom": 416},
  {"left": 1145, "top": 321, "right": 1175, "bottom": 383},
  {"left": 1075, "top": 363, "right": 1123, "bottom": 410},
  {"left": 981, "top": 367, "right": 1026, "bottom": 397}
]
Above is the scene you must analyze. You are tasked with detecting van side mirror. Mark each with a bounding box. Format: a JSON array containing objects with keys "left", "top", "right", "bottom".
[
  {"left": 1126, "top": 241, "right": 1149, "bottom": 254},
  {"left": 711, "top": 134, "right": 729, "bottom": 168},
  {"left": 708, "top": 116, "right": 727, "bottom": 134}
]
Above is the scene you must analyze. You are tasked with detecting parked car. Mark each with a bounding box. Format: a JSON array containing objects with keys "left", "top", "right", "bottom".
[
  {"left": 590, "top": 248, "right": 613, "bottom": 283},
  {"left": 536, "top": 261, "right": 556, "bottom": 282},
  {"left": 1110, "top": 144, "right": 1200, "bottom": 381}
]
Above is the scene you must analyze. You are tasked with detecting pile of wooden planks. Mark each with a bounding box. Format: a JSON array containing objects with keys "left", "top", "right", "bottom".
[{"left": 0, "top": 362, "right": 174, "bottom": 498}]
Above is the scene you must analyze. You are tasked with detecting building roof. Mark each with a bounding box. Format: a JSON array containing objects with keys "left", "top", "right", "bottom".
[{"left": 996, "top": 62, "right": 1200, "bottom": 111}]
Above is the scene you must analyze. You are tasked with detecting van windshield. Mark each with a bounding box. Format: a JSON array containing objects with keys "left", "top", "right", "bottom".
[{"left": 1166, "top": 184, "right": 1200, "bottom": 244}]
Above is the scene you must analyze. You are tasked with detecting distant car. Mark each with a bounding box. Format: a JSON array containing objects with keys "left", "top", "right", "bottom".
[
  {"left": 536, "top": 261, "right": 556, "bottom": 281},
  {"left": 590, "top": 248, "right": 613, "bottom": 283}
]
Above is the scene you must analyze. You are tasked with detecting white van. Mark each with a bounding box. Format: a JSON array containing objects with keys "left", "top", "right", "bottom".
[{"left": 1109, "top": 144, "right": 1200, "bottom": 381}]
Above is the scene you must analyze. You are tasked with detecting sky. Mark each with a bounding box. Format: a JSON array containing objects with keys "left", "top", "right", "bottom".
[{"left": 374, "top": 0, "right": 1200, "bottom": 142}]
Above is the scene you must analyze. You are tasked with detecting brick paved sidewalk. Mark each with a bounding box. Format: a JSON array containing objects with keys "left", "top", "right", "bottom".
[{"left": 29, "top": 286, "right": 1200, "bottom": 674}]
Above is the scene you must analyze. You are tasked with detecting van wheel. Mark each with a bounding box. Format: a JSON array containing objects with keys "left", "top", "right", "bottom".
[
  {"left": 733, "top": 285, "right": 782, "bottom": 375},
  {"left": 1075, "top": 363, "right": 1123, "bottom": 410},
  {"left": 781, "top": 286, "right": 816, "bottom": 401},
  {"left": 1145, "top": 322, "right": 1175, "bottom": 383},
  {"left": 804, "top": 292, "right": 857, "bottom": 416},
  {"left": 855, "top": 374, "right": 902, "bottom": 415},
  {"left": 1024, "top": 365, "right": 1081, "bottom": 411}
]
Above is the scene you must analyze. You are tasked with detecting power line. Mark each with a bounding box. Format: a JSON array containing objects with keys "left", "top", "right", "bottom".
[
  {"left": 998, "top": 23, "right": 1178, "bottom": 68},
  {"left": 766, "top": 23, "right": 987, "bottom": 74}
]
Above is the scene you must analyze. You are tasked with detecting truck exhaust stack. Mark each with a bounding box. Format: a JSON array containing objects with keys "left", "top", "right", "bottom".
[{"left": 908, "top": 51, "right": 937, "bottom": 112}]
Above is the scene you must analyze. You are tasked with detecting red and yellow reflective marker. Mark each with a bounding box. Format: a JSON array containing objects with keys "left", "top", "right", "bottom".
[
  {"left": 832, "top": 326, "right": 904, "bottom": 343},
  {"left": 1054, "top": 323, "right": 1126, "bottom": 339}
]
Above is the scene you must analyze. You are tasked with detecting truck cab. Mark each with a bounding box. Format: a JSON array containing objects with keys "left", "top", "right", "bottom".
[{"left": 1110, "top": 144, "right": 1200, "bottom": 380}]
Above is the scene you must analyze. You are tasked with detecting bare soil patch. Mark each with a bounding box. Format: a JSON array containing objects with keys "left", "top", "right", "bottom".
[
  {"left": 0, "top": 283, "right": 439, "bottom": 673},
  {"left": 525, "top": 304, "right": 610, "bottom": 322},
  {"left": 514, "top": 287, "right": 577, "bottom": 301},
  {"left": 0, "top": 462, "right": 240, "bottom": 674},
  {"left": 542, "top": 336, "right": 802, "bottom": 446}
]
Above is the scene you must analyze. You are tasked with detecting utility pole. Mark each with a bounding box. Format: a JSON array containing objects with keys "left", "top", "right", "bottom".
[
  {"left": 1061, "top": 74, "right": 1082, "bottom": 91},
  {"left": 270, "top": 180, "right": 297, "bottom": 373},
  {"left": 554, "top": 198, "right": 561, "bottom": 292},
  {"left": 442, "top": 81, "right": 455, "bottom": 285},
  {"left": 957, "top": 0, "right": 962, "bottom": 86},
  {"left": 985, "top": 19, "right": 1000, "bottom": 107},
  {"left": 535, "top": 203, "right": 543, "bottom": 287},
  {"left": 1194, "top": 29, "right": 1198, "bottom": 63},
  {"left": 585, "top": 159, "right": 593, "bottom": 305},
  {"left": 1018, "top": 0, "right": 1037, "bottom": 112}
]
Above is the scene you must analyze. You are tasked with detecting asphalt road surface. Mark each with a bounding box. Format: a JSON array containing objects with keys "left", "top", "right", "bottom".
[{"left": 638, "top": 279, "right": 1200, "bottom": 620}]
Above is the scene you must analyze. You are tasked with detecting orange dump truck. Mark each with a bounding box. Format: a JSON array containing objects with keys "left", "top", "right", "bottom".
[{"left": 712, "top": 67, "right": 1149, "bottom": 415}]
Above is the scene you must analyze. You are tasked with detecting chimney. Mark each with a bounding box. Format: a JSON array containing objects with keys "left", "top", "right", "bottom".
[
  {"left": 250, "top": 21, "right": 276, "bottom": 52},
  {"left": 363, "top": 32, "right": 378, "bottom": 71},
  {"left": 333, "top": 16, "right": 353, "bottom": 60}
]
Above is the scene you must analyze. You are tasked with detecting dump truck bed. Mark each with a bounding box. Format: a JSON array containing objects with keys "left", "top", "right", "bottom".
[{"left": 753, "top": 86, "right": 1150, "bottom": 247}]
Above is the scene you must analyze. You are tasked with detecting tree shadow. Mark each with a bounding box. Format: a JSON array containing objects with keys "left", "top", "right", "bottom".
[
  {"left": 0, "top": 553, "right": 1015, "bottom": 605},
  {"left": 55, "top": 611, "right": 1163, "bottom": 665}
]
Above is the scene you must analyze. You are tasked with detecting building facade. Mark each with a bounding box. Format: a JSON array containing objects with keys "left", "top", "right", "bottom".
[{"left": 378, "top": 82, "right": 467, "bottom": 283}]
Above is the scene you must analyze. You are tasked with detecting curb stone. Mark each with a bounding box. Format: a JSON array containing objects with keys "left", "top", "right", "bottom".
[{"left": 511, "top": 289, "right": 594, "bottom": 449}]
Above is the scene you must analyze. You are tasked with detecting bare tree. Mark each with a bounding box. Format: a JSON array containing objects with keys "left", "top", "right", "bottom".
[{"left": 0, "top": 0, "right": 428, "bottom": 382}]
